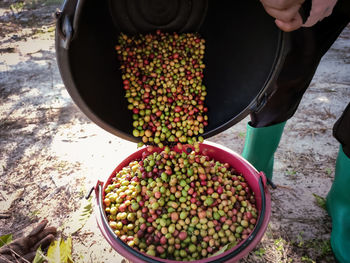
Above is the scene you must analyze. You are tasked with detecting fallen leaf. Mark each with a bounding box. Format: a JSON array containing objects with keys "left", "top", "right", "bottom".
[
  {"left": 0, "top": 234, "right": 12, "bottom": 248},
  {"left": 60, "top": 237, "right": 74, "bottom": 263},
  {"left": 47, "top": 239, "right": 60, "bottom": 263},
  {"left": 212, "top": 241, "right": 237, "bottom": 256},
  {"left": 47, "top": 237, "right": 74, "bottom": 263},
  {"left": 33, "top": 246, "right": 46, "bottom": 263}
]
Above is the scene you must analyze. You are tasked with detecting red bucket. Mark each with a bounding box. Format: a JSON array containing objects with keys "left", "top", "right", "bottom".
[{"left": 94, "top": 141, "right": 271, "bottom": 262}]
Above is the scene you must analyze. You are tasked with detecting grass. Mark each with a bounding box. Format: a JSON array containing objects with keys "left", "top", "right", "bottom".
[
  {"left": 248, "top": 228, "right": 295, "bottom": 263},
  {"left": 10, "top": 2, "right": 25, "bottom": 12},
  {"left": 254, "top": 247, "right": 266, "bottom": 258},
  {"left": 325, "top": 167, "right": 333, "bottom": 175},
  {"left": 243, "top": 224, "right": 335, "bottom": 263},
  {"left": 305, "top": 239, "right": 332, "bottom": 258},
  {"left": 301, "top": 256, "right": 316, "bottom": 263},
  {"left": 268, "top": 236, "right": 294, "bottom": 263},
  {"left": 295, "top": 232, "right": 304, "bottom": 248},
  {"left": 291, "top": 231, "right": 333, "bottom": 262},
  {"left": 238, "top": 131, "right": 246, "bottom": 139},
  {"left": 286, "top": 169, "right": 297, "bottom": 176}
]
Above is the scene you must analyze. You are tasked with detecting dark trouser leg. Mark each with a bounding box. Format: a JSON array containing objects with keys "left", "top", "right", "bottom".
[
  {"left": 333, "top": 103, "right": 350, "bottom": 158},
  {"left": 250, "top": 0, "right": 350, "bottom": 134}
]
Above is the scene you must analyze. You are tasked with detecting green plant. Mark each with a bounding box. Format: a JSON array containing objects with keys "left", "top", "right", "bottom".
[
  {"left": 301, "top": 256, "right": 315, "bottom": 262},
  {"left": 33, "top": 246, "right": 46, "bottom": 263},
  {"left": 269, "top": 236, "right": 295, "bottom": 263},
  {"left": 10, "top": 2, "right": 25, "bottom": 12},
  {"left": 286, "top": 169, "right": 296, "bottom": 176},
  {"left": 306, "top": 239, "right": 332, "bottom": 257},
  {"left": 312, "top": 193, "right": 326, "bottom": 210},
  {"left": 295, "top": 232, "right": 304, "bottom": 248},
  {"left": 319, "top": 240, "right": 332, "bottom": 256},
  {"left": 254, "top": 247, "right": 266, "bottom": 258},
  {"left": 238, "top": 131, "right": 246, "bottom": 139},
  {"left": 274, "top": 237, "right": 287, "bottom": 251},
  {"left": 325, "top": 167, "right": 333, "bottom": 175}
]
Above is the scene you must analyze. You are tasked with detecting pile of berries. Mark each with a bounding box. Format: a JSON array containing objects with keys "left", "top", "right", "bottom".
[{"left": 104, "top": 146, "right": 258, "bottom": 261}]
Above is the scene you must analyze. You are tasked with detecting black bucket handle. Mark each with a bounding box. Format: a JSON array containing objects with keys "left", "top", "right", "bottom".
[{"left": 55, "top": 0, "right": 85, "bottom": 49}]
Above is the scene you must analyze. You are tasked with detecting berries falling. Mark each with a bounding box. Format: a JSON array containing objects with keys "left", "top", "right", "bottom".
[{"left": 116, "top": 30, "right": 208, "bottom": 148}]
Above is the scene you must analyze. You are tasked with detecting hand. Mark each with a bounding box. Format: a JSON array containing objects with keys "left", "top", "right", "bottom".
[
  {"left": 0, "top": 219, "right": 57, "bottom": 263},
  {"left": 260, "top": 0, "right": 338, "bottom": 32},
  {"left": 260, "top": 0, "right": 305, "bottom": 32}
]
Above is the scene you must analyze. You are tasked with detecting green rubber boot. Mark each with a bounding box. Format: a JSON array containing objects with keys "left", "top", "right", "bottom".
[
  {"left": 326, "top": 145, "right": 350, "bottom": 263},
  {"left": 242, "top": 121, "right": 286, "bottom": 180}
]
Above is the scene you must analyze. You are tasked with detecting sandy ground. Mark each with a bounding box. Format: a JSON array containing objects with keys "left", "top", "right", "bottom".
[{"left": 0, "top": 1, "right": 349, "bottom": 262}]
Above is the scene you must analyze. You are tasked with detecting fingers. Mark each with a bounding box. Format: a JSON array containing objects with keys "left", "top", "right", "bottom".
[
  {"left": 260, "top": 0, "right": 305, "bottom": 31},
  {"left": 33, "top": 234, "right": 56, "bottom": 252},
  {"left": 275, "top": 14, "right": 304, "bottom": 31},
  {"left": 28, "top": 219, "right": 48, "bottom": 237},
  {"left": 33, "top": 226, "right": 57, "bottom": 243},
  {"left": 263, "top": 3, "right": 303, "bottom": 21},
  {"left": 27, "top": 219, "right": 57, "bottom": 247}
]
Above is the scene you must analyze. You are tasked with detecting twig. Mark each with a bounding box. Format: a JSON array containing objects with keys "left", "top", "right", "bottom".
[
  {"left": 0, "top": 212, "right": 11, "bottom": 219},
  {"left": 0, "top": 191, "right": 5, "bottom": 200},
  {"left": 0, "top": 254, "right": 13, "bottom": 263},
  {"left": 0, "top": 248, "right": 31, "bottom": 263}
]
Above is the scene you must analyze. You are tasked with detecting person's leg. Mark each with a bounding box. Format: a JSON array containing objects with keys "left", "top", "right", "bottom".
[
  {"left": 252, "top": 0, "right": 350, "bottom": 127},
  {"left": 333, "top": 103, "right": 350, "bottom": 158},
  {"left": 327, "top": 103, "right": 350, "bottom": 263},
  {"left": 243, "top": 0, "right": 350, "bottom": 181}
]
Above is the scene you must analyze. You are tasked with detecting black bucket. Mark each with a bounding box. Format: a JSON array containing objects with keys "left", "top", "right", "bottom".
[{"left": 55, "top": 0, "right": 289, "bottom": 142}]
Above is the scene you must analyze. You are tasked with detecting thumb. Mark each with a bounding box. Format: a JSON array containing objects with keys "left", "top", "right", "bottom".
[{"left": 275, "top": 13, "right": 303, "bottom": 31}]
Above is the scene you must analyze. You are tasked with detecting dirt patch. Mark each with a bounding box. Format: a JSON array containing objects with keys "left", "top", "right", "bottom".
[{"left": 1, "top": 1, "right": 349, "bottom": 262}]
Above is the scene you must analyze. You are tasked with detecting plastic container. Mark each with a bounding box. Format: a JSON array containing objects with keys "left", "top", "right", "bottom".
[
  {"left": 55, "top": 0, "right": 288, "bottom": 142},
  {"left": 94, "top": 141, "right": 271, "bottom": 263}
]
